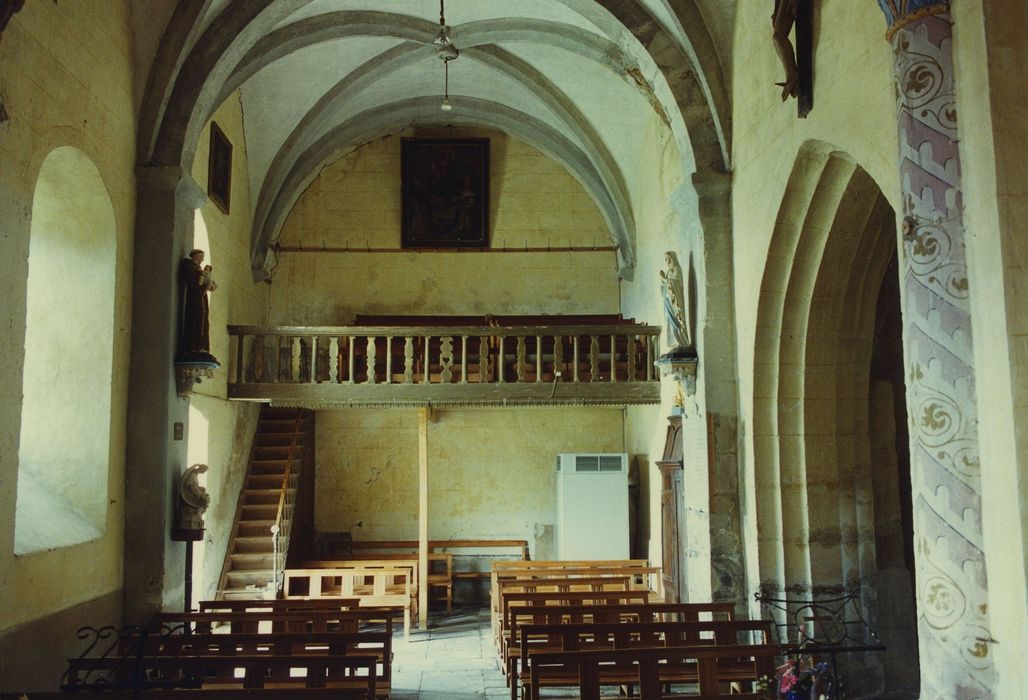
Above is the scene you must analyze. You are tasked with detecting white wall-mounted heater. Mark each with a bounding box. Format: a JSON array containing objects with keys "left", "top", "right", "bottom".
[{"left": 555, "top": 453, "right": 630, "bottom": 560}]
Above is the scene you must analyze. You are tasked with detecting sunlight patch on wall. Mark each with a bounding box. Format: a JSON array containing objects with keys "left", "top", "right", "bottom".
[{"left": 14, "top": 147, "right": 117, "bottom": 555}]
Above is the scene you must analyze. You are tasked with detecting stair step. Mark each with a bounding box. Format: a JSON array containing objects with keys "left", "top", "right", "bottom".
[
  {"left": 233, "top": 536, "right": 275, "bottom": 553},
  {"left": 244, "top": 490, "right": 289, "bottom": 506},
  {"left": 221, "top": 589, "right": 271, "bottom": 601},
  {"left": 237, "top": 520, "right": 277, "bottom": 537},
  {"left": 241, "top": 505, "right": 279, "bottom": 519},
  {"left": 226, "top": 569, "right": 275, "bottom": 585},
  {"left": 230, "top": 552, "right": 277, "bottom": 570},
  {"left": 247, "top": 473, "right": 287, "bottom": 486}
]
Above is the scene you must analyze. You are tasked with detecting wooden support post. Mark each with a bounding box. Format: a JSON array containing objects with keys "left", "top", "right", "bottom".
[{"left": 418, "top": 407, "right": 429, "bottom": 631}]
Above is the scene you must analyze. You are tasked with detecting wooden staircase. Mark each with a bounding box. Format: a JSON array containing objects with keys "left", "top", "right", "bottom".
[{"left": 217, "top": 406, "right": 313, "bottom": 600}]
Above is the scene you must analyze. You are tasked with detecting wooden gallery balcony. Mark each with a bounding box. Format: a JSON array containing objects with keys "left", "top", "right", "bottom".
[{"left": 227, "top": 315, "right": 662, "bottom": 408}]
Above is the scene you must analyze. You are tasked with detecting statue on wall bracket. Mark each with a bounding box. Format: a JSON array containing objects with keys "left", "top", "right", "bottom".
[
  {"left": 175, "top": 248, "right": 219, "bottom": 397},
  {"left": 772, "top": 0, "right": 815, "bottom": 117},
  {"left": 655, "top": 251, "right": 698, "bottom": 396},
  {"left": 174, "top": 463, "right": 210, "bottom": 535}
]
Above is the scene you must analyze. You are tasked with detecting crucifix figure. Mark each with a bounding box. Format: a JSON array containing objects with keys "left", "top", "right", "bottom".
[{"left": 772, "top": 0, "right": 814, "bottom": 116}]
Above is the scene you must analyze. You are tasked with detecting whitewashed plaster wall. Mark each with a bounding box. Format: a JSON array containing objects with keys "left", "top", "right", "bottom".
[
  {"left": 268, "top": 128, "right": 620, "bottom": 323},
  {"left": 315, "top": 408, "right": 625, "bottom": 560},
  {"left": 619, "top": 108, "right": 712, "bottom": 602},
  {"left": 0, "top": 0, "right": 135, "bottom": 640}
]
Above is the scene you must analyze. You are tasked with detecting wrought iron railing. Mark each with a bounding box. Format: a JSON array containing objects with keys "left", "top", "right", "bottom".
[{"left": 61, "top": 624, "right": 199, "bottom": 697}]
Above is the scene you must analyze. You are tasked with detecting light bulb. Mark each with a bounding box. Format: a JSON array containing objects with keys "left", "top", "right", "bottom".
[{"left": 440, "top": 98, "right": 453, "bottom": 112}]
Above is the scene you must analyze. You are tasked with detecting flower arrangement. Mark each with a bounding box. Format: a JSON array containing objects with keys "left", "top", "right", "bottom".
[{"left": 759, "top": 656, "right": 829, "bottom": 700}]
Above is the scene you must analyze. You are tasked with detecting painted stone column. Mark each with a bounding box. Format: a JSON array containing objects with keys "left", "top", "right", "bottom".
[{"left": 877, "top": 2, "right": 996, "bottom": 697}]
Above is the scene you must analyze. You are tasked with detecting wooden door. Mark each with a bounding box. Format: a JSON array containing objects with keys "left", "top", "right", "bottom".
[{"left": 656, "top": 415, "right": 683, "bottom": 602}]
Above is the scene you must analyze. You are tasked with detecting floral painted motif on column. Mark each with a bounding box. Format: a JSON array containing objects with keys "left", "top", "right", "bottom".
[{"left": 881, "top": 3, "right": 996, "bottom": 698}]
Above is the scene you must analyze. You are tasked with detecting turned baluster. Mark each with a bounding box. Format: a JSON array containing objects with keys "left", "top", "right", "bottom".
[
  {"left": 309, "top": 336, "right": 317, "bottom": 383},
  {"left": 573, "top": 336, "right": 580, "bottom": 383},
  {"left": 440, "top": 336, "right": 454, "bottom": 383},
  {"left": 366, "top": 336, "right": 377, "bottom": 384},
  {"left": 590, "top": 335, "right": 600, "bottom": 382},
  {"left": 610, "top": 334, "right": 616, "bottom": 383},
  {"left": 423, "top": 336, "right": 431, "bottom": 384},
  {"left": 385, "top": 336, "right": 393, "bottom": 384},
  {"left": 536, "top": 335, "right": 542, "bottom": 382},
  {"left": 646, "top": 335, "right": 654, "bottom": 380},
  {"left": 290, "top": 337, "right": 301, "bottom": 382},
  {"left": 479, "top": 336, "right": 490, "bottom": 383},
  {"left": 404, "top": 336, "right": 414, "bottom": 384},
  {"left": 516, "top": 336, "right": 526, "bottom": 383},
  {"left": 347, "top": 336, "right": 355, "bottom": 384},
  {"left": 329, "top": 337, "right": 339, "bottom": 383},
  {"left": 461, "top": 336, "right": 468, "bottom": 383},
  {"left": 497, "top": 336, "right": 505, "bottom": 383},
  {"left": 627, "top": 335, "right": 637, "bottom": 382}
]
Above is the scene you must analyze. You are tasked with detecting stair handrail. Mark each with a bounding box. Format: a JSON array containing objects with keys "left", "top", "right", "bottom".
[{"left": 271, "top": 412, "right": 303, "bottom": 595}]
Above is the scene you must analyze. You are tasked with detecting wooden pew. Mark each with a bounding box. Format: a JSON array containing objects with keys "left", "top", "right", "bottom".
[
  {"left": 154, "top": 608, "right": 393, "bottom": 636},
  {"left": 347, "top": 539, "right": 529, "bottom": 596},
  {"left": 304, "top": 553, "right": 455, "bottom": 613},
  {"left": 119, "top": 630, "right": 393, "bottom": 697},
  {"left": 526, "top": 644, "right": 781, "bottom": 700},
  {"left": 490, "top": 559, "right": 656, "bottom": 625},
  {"left": 5, "top": 690, "right": 369, "bottom": 699},
  {"left": 515, "top": 619, "right": 775, "bottom": 700},
  {"left": 496, "top": 590, "right": 650, "bottom": 653},
  {"left": 197, "top": 598, "right": 360, "bottom": 613},
  {"left": 283, "top": 567, "right": 414, "bottom": 640},
  {"left": 63, "top": 654, "right": 378, "bottom": 698},
  {"left": 500, "top": 601, "right": 737, "bottom": 682}
]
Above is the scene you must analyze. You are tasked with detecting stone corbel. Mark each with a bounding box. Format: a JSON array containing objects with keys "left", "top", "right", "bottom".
[
  {"left": 175, "top": 360, "right": 218, "bottom": 398},
  {"left": 655, "top": 347, "right": 699, "bottom": 396}
]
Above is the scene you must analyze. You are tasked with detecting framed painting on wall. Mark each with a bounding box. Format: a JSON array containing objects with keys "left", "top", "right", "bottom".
[
  {"left": 208, "top": 121, "right": 232, "bottom": 214},
  {"left": 401, "top": 137, "right": 489, "bottom": 248}
]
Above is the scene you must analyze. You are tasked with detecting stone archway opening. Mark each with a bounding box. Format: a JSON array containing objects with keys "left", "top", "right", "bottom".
[{"left": 753, "top": 142, "right": 918, "bottom": 696}]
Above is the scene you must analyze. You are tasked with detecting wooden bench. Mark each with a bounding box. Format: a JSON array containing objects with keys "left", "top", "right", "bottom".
[
  {"left": 5, "top": 690, "right": 369, "bottom": 699},
  {"left": 490, "top": 559, "right": 656, "bottom": 621},
  {"left": 526, "top": 644, "right": 781, "bottom": 700},
  {"left": 501, "top": 601, "right": 737, "bottom": 682},
  {"left": 116, "top": 630, "right": 393, "bottom": 697},
  {"left": 515, "top": 619, "right": 776, "bottom": 700},
  {"left": 63, "top": 654, "right": 378, "bottom": 698},
  {"left": 154, "top": 608, "right": 393, "bottom": 636},
  {"left": 491, "top": 566, "right": 659, "bottom": 646},
  {"left": 303, "top": 554, "right": 455, "bottom": 614},
  {"left": 283, "top": 567, "right": 415, "bottom": 640},
  {"left": 197, "top": 598, "right": 360, "bottom": 613},
  {"left": 496, "top": 590, "right": 651, "bottom": 652}
]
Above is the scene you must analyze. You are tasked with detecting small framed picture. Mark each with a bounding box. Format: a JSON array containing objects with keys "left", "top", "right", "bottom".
[
  {"left": 208, "top": 122, "right": 232, "bottom": 214},
  {"left": 401, "top": 137, "right": 489, "bottom": 248}
]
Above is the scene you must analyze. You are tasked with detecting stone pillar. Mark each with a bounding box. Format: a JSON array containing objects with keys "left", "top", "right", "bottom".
[
  {"left": 691, "top": 171, "right": 747, "bottom": 608},
  {"left": 877, "top": 3, "right": 996, "bottom": 697},
  {"left": 123, "top": 166, "right": 204, "bottom": 622}
]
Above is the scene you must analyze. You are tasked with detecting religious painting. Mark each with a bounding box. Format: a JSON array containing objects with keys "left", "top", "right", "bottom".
[
  {"left": 401, "top": 138, "right": 489, "bottom": 248},
  {"left": 208, "top": 121, "right": 232, "bottom": 214}
]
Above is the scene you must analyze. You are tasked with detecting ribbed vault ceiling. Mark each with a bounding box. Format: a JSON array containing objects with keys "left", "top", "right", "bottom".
[{"left": 138, "top": 1, "right": 733, "bottom": 280}]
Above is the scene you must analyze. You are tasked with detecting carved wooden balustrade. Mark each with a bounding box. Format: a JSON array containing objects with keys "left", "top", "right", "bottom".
[{"left": 227, "top": 322, "right": 662, "bottom": 407}]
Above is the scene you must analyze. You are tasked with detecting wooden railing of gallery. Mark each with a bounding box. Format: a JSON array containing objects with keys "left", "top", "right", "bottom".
[{"left": 226, "top": 321, "right": 662, "bottom": 407}]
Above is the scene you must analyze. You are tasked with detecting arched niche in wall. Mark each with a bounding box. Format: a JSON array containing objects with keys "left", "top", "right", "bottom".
[{"left": 14, "top": 147, "right": 118, "bottom": 555}]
